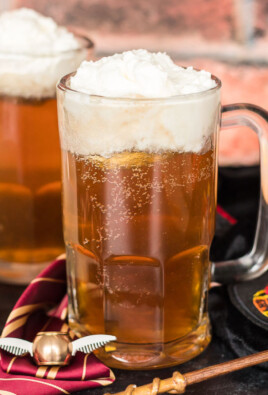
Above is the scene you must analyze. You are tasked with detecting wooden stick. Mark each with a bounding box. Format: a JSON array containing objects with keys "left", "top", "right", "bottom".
[
  {"left": 184, "top": 349, "right": 268, "bottom": 385},
  {"left": 105, "top": 349, "right": 268, "bottom": 395},
  {"left": 105, "top": 371, "right": 186, "bottom": 395}
]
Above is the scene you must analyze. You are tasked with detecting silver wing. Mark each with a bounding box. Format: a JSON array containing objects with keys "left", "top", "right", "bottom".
[
  {"left": 0, "top": 338, "right": 33, "bottom": 356},
  {"left": 71, "top": 334, "right": 117, "bottom": 356}
]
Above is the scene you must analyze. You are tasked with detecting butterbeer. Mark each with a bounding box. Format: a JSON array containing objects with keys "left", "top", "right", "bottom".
[
  {"left": 63, "top": 149, "right": 216, "bottom": 362},
  {"left": 0, "top": 9, "right": 91, "bottom": 282},
  {"left": 57, "top": 50, "right": 221, "bottom": 369},
  {"left": 0, "top": 96, "right": 62, "bottom": 264}
]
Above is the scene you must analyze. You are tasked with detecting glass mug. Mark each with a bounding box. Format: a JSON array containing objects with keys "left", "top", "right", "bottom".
[
  {"left": 57, "top": 72, "right": 268, "bottom": 370},
  {"left": 0, "top": 34, "right": 93, "bottom": 284}
]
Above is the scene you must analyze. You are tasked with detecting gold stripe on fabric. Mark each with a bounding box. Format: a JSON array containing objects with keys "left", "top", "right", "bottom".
[
  {"left": 0, "top": 378, "right": 70, "bottom": 394},
  {"left": 6, "top": 304, "right": 46, "bottom": 324},
  {"left": 46, "top": 366, "right": 60, "bottom": 380},
  {"left": 81, "top": 354, "right": 90, "bottom": 381},
  {"left": 56, "top": 253, "right": 66, "bottom": 260},
  {"left": 92, "top": 378, "right": 114, "bottom": 386},
  {"left": 6, "top": 357, "right": 17, "bottom": 373},
  {"left": 2, "top": 316, "right": 29, "bottom": 338},
  {"left": 31, "top": 277, "right": 65, "bottom": 285},
  {"left": 109, "top": 369, "right": 115, "bottom": 381},
  {"left": 36, "top": 366, "right": 47, "bottom": 378},
  {"left": 60, "top": 308, "right": 67, "bottom": 321},
  {"left": 68, "top": 330, "right": 76, "bottom": 340},
  {"left": 90, "top": 369, "right": 115, "bottom": 386},
  {"left": 60, "top": 323, "right": 69, "bottom": 333}
]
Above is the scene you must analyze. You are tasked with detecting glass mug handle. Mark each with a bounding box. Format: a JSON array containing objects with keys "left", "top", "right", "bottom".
[{"left": 212, "top": 103, "right": 268, "bottom": 283}]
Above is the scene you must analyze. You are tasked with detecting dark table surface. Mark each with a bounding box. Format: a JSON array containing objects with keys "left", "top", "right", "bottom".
[{"left": 1, "top": 283, "right": 267, "bottom": 395}]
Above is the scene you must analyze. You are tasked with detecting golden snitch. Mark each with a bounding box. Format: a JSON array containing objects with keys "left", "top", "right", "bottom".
[{"left": 0, "top": 332, "right": 116, "bottom": 366}]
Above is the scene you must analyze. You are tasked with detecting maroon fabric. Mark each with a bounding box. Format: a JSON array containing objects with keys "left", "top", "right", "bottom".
[{"left": 0, "top": 258, "right": 115, "bottom": 394}]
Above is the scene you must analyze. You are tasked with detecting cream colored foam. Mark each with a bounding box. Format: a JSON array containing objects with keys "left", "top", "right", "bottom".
[
  {"left": 70, "top": 50, "right": 216, "bottom": 98},
  {"left": 58, "top": 50, "right": 220, "bottom": 157},
  {"left": 0, "top": 8, "right": 87, "bottom": 99},
  {"left": 59, "top": 88, "right": 220, "bottom": 157},
  {"left": 0, "top": 51, "right": 87, "bottom": 99}
]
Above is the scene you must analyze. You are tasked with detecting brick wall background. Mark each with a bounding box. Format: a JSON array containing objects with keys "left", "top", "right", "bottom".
[
  {"left": 11, "top": 0, "right": 267, "bottom": 56},
  {"left": 6, "top": 0, "right": 268, "bottom": 165}
]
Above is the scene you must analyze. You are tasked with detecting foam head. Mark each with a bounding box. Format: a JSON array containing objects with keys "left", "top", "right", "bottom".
[
  {"left": 57, "top": 50, "right": 221, "bottom": 157},
  {"left": 0, "top": 8, "right": 89, "bottom": 99}
]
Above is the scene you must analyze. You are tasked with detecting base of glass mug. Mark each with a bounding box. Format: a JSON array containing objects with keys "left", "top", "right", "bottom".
[
  {"left": 0, "top": 260, "right": 50, "bottom": 284},
  {"left": 69, "top": 314, "right": 211, "bottom": 370}
]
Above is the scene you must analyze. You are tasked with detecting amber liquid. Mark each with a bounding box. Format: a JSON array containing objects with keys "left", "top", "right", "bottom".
[
  {"left": 0, "top": 96, "right": 64, "bottom": 265},
  {"left": 64, "top": 148, "right": 217, "bottom": 368}
]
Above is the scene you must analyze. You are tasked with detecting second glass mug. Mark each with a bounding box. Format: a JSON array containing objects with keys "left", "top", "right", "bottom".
[
  {"left": 0, "top": 33, "right": 93, "bottom": 284},
  {"left": 57, "top": 72, "right": 268, "bottom": 370}
]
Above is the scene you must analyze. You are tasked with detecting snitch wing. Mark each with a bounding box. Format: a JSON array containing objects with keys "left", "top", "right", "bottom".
[
  {"left": 0, "top": 338, "right": 33, "bottom": 356},
  {"left": 71, "top": 334, "right": 117, "bottom": 356}
]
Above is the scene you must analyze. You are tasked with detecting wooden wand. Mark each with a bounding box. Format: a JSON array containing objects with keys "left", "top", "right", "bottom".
[{"left": 105, "top": 349, "right": 268, "bottom": 395}]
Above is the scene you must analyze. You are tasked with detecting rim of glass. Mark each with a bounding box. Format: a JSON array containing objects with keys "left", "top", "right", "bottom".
[
  {"left": 57, "top": 69, "right": 221, "bottom": 103},
  {"left": 0, "top": 31, "right": 94, "bottom": 58}
]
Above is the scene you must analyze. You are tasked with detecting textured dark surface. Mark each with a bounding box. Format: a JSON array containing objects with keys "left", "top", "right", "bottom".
[{"left": 75, "top": 335, "right": 268, "bottom": 395}]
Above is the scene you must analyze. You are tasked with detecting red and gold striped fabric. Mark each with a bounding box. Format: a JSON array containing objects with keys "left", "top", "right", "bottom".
[{"left": 0, "top": 258, "right": 115, "bottom": 394}]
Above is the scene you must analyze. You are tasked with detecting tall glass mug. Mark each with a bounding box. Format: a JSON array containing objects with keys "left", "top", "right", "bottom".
[
  {"left": 0, "top": 35, "right": 93, "bottom": 284},
  {"left": 57, "top": 73, "right": 268, "bottom": 369}
]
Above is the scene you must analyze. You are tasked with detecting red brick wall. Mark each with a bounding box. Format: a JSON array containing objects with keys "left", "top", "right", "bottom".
[
  {"left": 12, "top": 0, "right": 268, "bottom": 165},
  {"left": 256, "top": 0, "right": 268, "bottom": 37},
  {"left": 16, "top": 0, "right": 235, "bottom": 40},
  {"left": 12, "top": 0, "right": 267, "bottom": 60}
]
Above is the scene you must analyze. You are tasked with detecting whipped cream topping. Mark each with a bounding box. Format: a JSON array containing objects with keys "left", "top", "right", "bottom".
[
  {"left": 59, "top": 50, "right": 220, "bottom": 157},
  {"left": 0, "top": 8, "right": 80, "bottom": 55},
  {"left": 70, "top": 50, "right": 216, "bottom": 98},
  {"left": 0, "top": 8, "right": 88, "bottom": 99}
]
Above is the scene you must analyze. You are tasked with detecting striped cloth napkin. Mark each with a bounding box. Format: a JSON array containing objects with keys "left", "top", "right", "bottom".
[{"left": 0, "top": 257, "right": 115, "bottom": 394}]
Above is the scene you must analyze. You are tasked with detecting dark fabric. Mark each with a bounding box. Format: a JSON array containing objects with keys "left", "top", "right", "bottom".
[
  {"left": 211, "top": 166, "right": 259, "bottom": 262},
  {"left": 209, "top": 287, "right": 268, "bottom": 370},
  {"left": 209, "top": 165, "right": 268, "bottom": 368}
]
